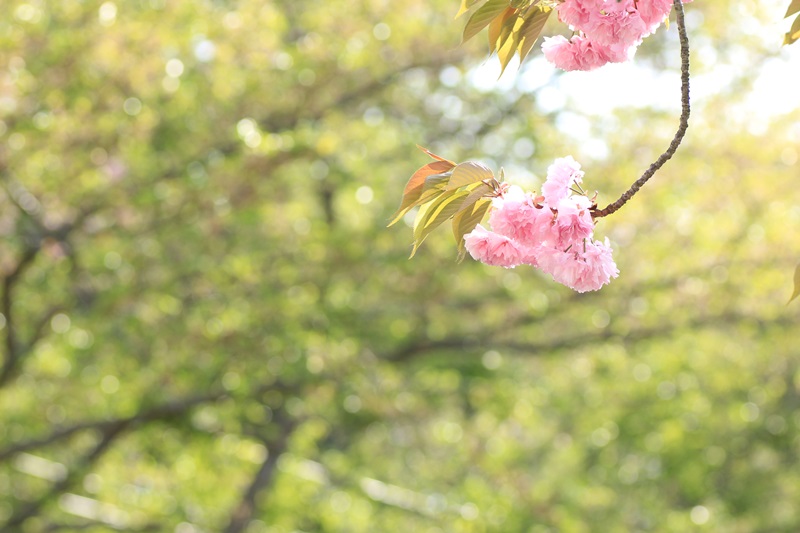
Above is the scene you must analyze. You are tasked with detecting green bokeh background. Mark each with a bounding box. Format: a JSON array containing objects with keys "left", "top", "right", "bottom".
[{"left": 1, "top": 0, "right": 799, "bottom": 531}]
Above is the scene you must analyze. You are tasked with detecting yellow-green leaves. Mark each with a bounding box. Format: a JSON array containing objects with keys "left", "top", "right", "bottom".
[
  {"left": 456, "top": 0, "right": 486, "bottom": 19},
  {"left": 789, "top": 263, "right": 800, "bottom": 304},
  {"left": 453, "top": 198, "right": 492, "bottom": 261},
  {"left": 785, "top": 0, "right": 800, "bottom": 44},
  {"left": 459, "top": 0, "right": 552, "bottom": 74},
  {"left": 514, "top": 7, "right": 552, "bottom": 67},
  {"left": 462, "top": 0, "right": 512, "bottom": 44},
  {"left": 389, "top": 147, "right": 499, "bottom": 259},
  {"left": 447, "top": 161, "right": 494, "bottom": 190}
]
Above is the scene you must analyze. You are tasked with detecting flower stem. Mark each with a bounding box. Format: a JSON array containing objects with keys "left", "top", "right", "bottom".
[{"left": 591, "top": 0, "right": 690, "bottom": 219}]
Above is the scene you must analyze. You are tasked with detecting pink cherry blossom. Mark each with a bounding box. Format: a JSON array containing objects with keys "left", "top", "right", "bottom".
[
  {"left": 464, "top": 225, "right": 524, "bottom": 269},
  {"left": 556, "top": 0, "right": 593, "bottom": 29},
  {"left": 489, "top": 187, "right": 554, "bottom": 248},
  {"left": 461, "top": 155, "right": 619, "bottom": 292},
  {"left": 518, "top": 243, "right": 544, "bottom": 267},
  {"left": 637, "top": 0, "right": 676, "bottom": 32},
  {"left": 582, "top": 8, "right": 647, "bottom": 49},
  {"left": 541, "top": 155, "right": 584, "bottom": 205},
  {"left": 542, "top": 35, "right": 617, "bottom": 72},
  {"left": 553, "top": 195, "right": 595, "bottom": 247},
  {"left": 573, "top": 238, "right": 619, "bottom": 292},
  {"left": 537, "top": 245, "right": 590, "bottom": 291},
  {"left": 546, "top": 0, "right": 692, "bottom": 72},
  {"left": 537, "top": 238, "right": 619, "bottom": 293}
]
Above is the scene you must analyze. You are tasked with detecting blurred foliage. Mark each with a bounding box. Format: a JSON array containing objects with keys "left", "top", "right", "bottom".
[{"left": 0, "top": 0, "right": 799, "bottom": 532}]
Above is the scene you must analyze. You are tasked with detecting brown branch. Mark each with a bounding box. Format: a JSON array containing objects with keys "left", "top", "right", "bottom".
[{"left": 592, "top": 0, "right": 691, "bottom": 219}]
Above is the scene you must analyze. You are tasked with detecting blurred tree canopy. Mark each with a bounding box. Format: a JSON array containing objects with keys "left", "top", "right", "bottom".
[{"left": 1, "top": 0, "right": 799, "bottom": 532}]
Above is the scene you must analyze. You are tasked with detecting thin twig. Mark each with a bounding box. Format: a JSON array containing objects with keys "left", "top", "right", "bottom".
[{"left": 592, "top": 0, "right": 690, "bottom": 219}]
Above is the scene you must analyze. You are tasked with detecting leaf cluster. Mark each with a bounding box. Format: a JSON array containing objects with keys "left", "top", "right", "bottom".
[
  {"left": 785, "top": 0, "right": 800, "bottom": 44},
  {"left": 458, "top": 0, "right": 553, "bottom": 75},
  {"left": 388, "top": 147, "right": 500, "bottom": 260}
]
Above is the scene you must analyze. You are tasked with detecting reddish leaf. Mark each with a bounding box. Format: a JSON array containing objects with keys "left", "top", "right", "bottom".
[
  {"left": 416, "top": 145, "right": 455, "bottom": 164},
  {"left": 388, "top": 160, "right": 454, "bottom": 226}
]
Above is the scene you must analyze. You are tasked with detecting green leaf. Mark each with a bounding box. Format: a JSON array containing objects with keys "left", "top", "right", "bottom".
[
  {"left": 387, "top": 160, "right": 455, "bottom": 226},
  {"left": 409, "top": 200, "right": 435, "bottom": 257},
  {"left": 788, "top": 263, "right": 800, "bottom": 304},
  {"left": 786, "top": 0, "right": 800, "bottom": 18},
  {"left": 785, "top": 13, "right": 800, "bottom": 45},
  {"left": 516, "top": 6, "right": 552, "bottom": 64},
  {"left": 488, "top": 7, "right": 516, "bottom": 54},
  {"left": 495, "top": 11, "right": 519, "bottom": 58},
  {"left": 455, "top": 182, "right": 494, "bottom": 215},
  {"left": 424, "top": 190, "right": 471, "bottom": 230},
  {"left": 410, "top": 189, "right": 466, "bottom": 257},
  {"left": 422, "top": 172, "right": 452, "bottom": 193},
  {"left": 456, "top": 0, "right": 487, "bottom": 19},
  {"left": 462, "top": 0, "right": 511, "bottom": 44},
  {"left": 453, "top": 199, "right": 491, "bottom": 261},
  {"left": 446, "top": 161, "right": 494, "bottom": 190},
  {"left": 497, "top": 15, "right": 524, "bottom": 75}
]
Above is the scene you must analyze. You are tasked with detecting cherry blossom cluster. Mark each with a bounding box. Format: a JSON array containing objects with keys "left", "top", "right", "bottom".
[
  {"left": 542, "top": 0, "right": 689, "bottom": 71},
  {"left": 463, "top": 156, "right": 619, "bottom": 292}
]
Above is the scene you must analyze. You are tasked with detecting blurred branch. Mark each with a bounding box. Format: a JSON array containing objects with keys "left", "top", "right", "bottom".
[
  {"left": 0, "top": 389, "right": 228, "bottom": 462},
  {"left": 387, "top": 311, "right": 789, "bottom": 363},
  {"left": 592, "top": 0, "right": 691, "bottom": 219},
  {"left": 0, "top": 245, "right": 38, "bottom": 385},
  {"left": 0, "top": 379, "right": 295, "bottom": 462},
  {"left": 223, "top": 410, "right": 297, "bottom": 533},
  {"left": 43, "top": 521, "right": 163, "bottom": 532},
  {"left": 0, "top": 198, "right": 100, "bottom": 388},
  {"left": 260, "top": 57, "right": 457, "bottom": 133},
  {"left": 3, "top": 421, "right": 126, "bottom": 530}
]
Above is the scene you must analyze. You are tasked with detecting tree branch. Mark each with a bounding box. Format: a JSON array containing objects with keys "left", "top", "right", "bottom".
[
  {"left": 223, "top": 411, "right": 296, "bottom": 533},
  {"left": 43, "top": 521, "right": 163, "bottom": 532},
  {"left": 1, "top": 245, "right": 40, "bottom": 385},
  {"left": 0, "top": 195, "right": 101, "bottom": 387},
  {"left": 3, "top": 421, "right": 126, "bottom": 530},
  {"left": 592, "top": 0, "right": 691, "bottom": 219},
  {"left": 386, "top": 310, "right": 787, "bottom": 363},
  {"left": 0, "top": 390, "right": 228, "bottom": 462}
]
